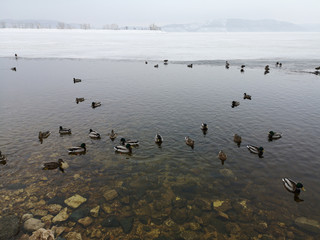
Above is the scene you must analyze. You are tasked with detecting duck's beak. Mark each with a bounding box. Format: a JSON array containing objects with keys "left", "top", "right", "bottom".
[{"left": 302, "top": 187, "right": 306, "bottom": 191}]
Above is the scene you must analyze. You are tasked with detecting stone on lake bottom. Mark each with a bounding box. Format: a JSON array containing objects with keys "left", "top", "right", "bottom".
[
  {"left": 52, "top": 207, "right": 69, "bottom": 223},
  {"left": 78, "top": 216, "right": 93, "bottom": 227},
  {"left": 23, "top": 218, "right": 45, "bottom": 232},
  {"left": 29, "top": 228, "right": 54, "bottom": 240},
  {"left": 103, "top": 189, "right": 118, "bottom": 201},
  {"left": 64, "top": 194, "right": 87, "bottom": 209}
]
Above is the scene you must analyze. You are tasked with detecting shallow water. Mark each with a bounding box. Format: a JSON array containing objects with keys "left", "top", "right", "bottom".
[{"left": 1, "top": 58, "right": 320, "bottom": 239}]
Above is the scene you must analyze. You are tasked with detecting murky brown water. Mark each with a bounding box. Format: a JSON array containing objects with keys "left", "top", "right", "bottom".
[{"left": 1, "top": 58, "right": 320, "bottom": 239}]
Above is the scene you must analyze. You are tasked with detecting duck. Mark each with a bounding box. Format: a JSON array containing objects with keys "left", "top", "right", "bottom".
[
  {"left": 201, "top": 123, "right": 208, "bottom": 131},
  {"left": 92, "top": 102, "right": 101, "bottom": 108},
  {"left": 241, "top": 65, "right": 245, "bottom": 68},
  {"left": 233, "top": 134, "right": 242, "bottom": 147},
  {"left": 225, "top": 61, "right": 230, "bottom": 69},
  {"left": 282, "top": 178, "right": 305, "bottom": 194},
  {"left": 68, "top": 143, "right": 86, "bottom": 154},
  {"left": 276, "top": 62, "right": 279, "bottom": 67},
  {"left": 164, "top": 59, "right": 168, "bottom": 63},
  {"left": 120, "top": 138, "right": 139, "bottom": 146},
  {"left": 243, "top": 93, "right": 251, "bottom": 100},
  {"left": 145, "top": 61, "right": 148, "bottom": 64},
  {"left": 268, "top": 131, "right": 282, "bottom": 140},
  {"left": 265, "top": 65, "right": 270, "bottom": 71},
  {"left": 43, "top": 159, "right": 64, "bottom": 172},
  {"left": 59, "top": 126, "right": 71, "bottom": 134},
  {"left": 73, "top": 78, "right": 81, "bottom": 83},
  {"left": 185, "top": 136, "right": 194, "bottom": 148},
  {"left": 39, "top": 131, "right": 51, "bottom": 140},
  {"left": 15, "top": 54, "right": 18, "bottom": 59},
  {"left": 114, "top": 143, "right": 132, "bottom": 154},
  {"left": 154, "top": 64, "right": 159, "bottom": 68},
  {"left": 0, "top": 151, "right": 7, "bottom": 165},
  {"left": 264, "top": 70, "right": 270, "bottom": 75},
  {"left": 76, "top": 98, "right": 85, "bottom": 104},
  {"left": 11, "top": 67, "right": 16, "bottom": 71},
  {"left": 89, "top": 129, "right": 101, "bottom": 139},
  {"left": 155, "top": 133, "right": 163, "bottom": 144},
  {"left": 187, "top": 64, "right": 193, "bottom": 68},
  {"left": 218, "top": 150, "right": 227, "bottom": 161},
  {"left": 240, "top": 68, "right": 244, "bottom": 73},
  {"left": 247, "top": 145, "right": 264, "bottom": 157},
  {"left": 108, "top": 129, "right": 118, "bottom": 140},
  {"left": 231, "top": 101, "right": 240, "bottom": 108},
  {"left": 279, "top": 63, "right": 282, "bottom": 67},
  {"left": 315, "top": 66, "right": 320, "bottom": 70}
]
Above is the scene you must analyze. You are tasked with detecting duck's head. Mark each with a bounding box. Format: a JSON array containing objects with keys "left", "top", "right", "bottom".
[
  {"left": 296, "top": 182, "right": 306, "bottom": 191},
  {"left": 80, "top": 143, "right": 86, "bottom": 149},
  {"left": 126, "top": 144, "right": 132, "bottom": 152},
  {"left": 258, "top": 147, "right": 264, "bottom": 152},
  {"left": 89, "top": 129, "right": 93, "bottom": 133},
  {"left": 269, "top": 131, "right": 274, "bottom": 136},
  {"left": 58, "top": 159, "right": 64, "bottom": 164},
  {"left": 59, "top": 126, "right": 63, "bottom": 130},
  {"left": 120, "top": 138, "right": 126, "bottom": 145}
]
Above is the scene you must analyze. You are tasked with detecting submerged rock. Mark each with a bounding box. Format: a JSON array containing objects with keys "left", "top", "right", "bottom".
[
  {"left": 103, "top": 189, "right": 118, "bottom": 201},
  {"left": 52, "top": 207, "right": 69, "bottom": 223},
  {"left": 0, "top": 215, "right": 20, "bottom": 240},
  {"left": 29, "top": 228, "right": 54, "bottom": 240},
  {"left": 119, "top": 217, "right": 134, "bottom": 234},
  {"left": 102, "top": 215, "right": 120, "bottom": 228},
  {"left": 65, "top": 232, "right": 82, "bottom": 240},
  {"left": 78, "top": 216, "right": 93, "bottom": 227},
  {"left": 90, "top": 205, "right": 100, "bottom": 218},
  {"left": 64, "top": 194, "right": 87, "bottom": 209},
  {"left": 23, "top": 218, "right": 45, "bottom": 232},
  {"left": 295, "top": 217, "right": 320, "bottom": 233}
]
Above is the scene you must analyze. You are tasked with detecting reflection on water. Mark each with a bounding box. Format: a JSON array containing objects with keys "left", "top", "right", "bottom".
[{"left": 0, "top": 58, "right": 320, "bottom": 239}]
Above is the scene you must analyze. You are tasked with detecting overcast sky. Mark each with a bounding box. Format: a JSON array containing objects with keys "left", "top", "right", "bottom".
[{"left": 2, "top": 0, "right": 320, "bottom": 26}]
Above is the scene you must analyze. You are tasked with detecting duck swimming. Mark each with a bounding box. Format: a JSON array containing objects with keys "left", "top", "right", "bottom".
[
  {"left": 76, "top": 98, "right": 85, "bottom": 104},
  {"left": 0, "top": 151, "right": 7, "bottom": 165},
  {"left": 108, "top": 129, "right": 118, "bottom": 140},
  {"left": 114, "top": 143, "right": 132, "bottom": 154},
  {"left": 218, "top": 150, "right": 227, "bottom": 161},
  {"left": 120, "top": 138, "right": 139, "bottom": 146},
  {"left": 201, "top": 123, "right": 208, "bottom": 131},
  {"left": 59, "top": 126, "right": 71, "bottom": 134},
  {"left": 282, "top": 178, "right": 305, "bottom": 201},
  {"left": 39, "top": 131, "right": 51, "bottom": 140},
  {"left": 73, "top": 78, "right": 81, "bottom": 83},
  {"left": 185, "top": 136, "right": 194, "bottom": 149},
  {"left": 154, "top": 64, "right": 159, "bottom": 68},
  {"left": 11, "top": 67, "right": 16, "bottom": 71},
  {"left": 68, "top": 143, "right": 86, "bottom": 154},
  {"left": 155, "top": 134, "right": 163, "bottom": 144},
  {"left": 232, "top": 101, "right": 240, "bottom": 108},
  {"left": 268, "top": 131, "right": 282, "bottom": 140},
  {"left": 233, "top": 134, "right": 242, "bottom": 147},
  {"left": 225, "top": 61, "right": 230, "bottom": 69},
  {"left": 92, "top": 102, "right": 101, "bottom": 108},
  {"left": 243, "top": 93, "right": 251, "bottom": 100},
  {"left": 247, "top": 145, "right": 264, "bottom": 158},
  {"left": 187, "top": 64, "right": 193, "bottom": 68},
  {"left": 43, "top": 159, "right": 64, "bottom": 172},
  {"left": 89, "top": 129, "right": 101, "bottom": 139}
]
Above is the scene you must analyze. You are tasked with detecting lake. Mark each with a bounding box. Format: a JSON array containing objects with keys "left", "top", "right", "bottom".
[{"left": 0, "top": 30, "right": 320, "bottom": 239}]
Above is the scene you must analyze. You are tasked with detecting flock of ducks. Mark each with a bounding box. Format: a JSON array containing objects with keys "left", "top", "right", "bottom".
[{"left": 4, "top": 54, "right": 308, "bottom": 201}]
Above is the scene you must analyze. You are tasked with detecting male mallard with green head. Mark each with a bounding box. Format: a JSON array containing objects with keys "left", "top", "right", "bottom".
[{"left": 68, "top": 143, "right": 86, "bottom": 154}]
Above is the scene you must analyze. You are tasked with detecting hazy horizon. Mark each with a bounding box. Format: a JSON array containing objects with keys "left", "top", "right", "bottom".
[{"left": 2, "top": 0, "right": 320, "bottom": 27}]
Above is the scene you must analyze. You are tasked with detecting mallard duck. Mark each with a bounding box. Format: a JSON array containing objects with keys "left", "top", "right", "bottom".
[
  {"left": 264, "top": 70, "right": 270, "bottom": 75},
  {"left": 68, "top": 143, "right": 86, "bottom": 154},
  {"left": 265, "top": 65, "right": 270, "bottom": 71},
  {"left": 164, "top": 60, "right": 168, "bottom": 63},
  {"left": 241, "top": 65, "right": 245, "bottom": 68},
  {"left": 187, "top": 64, "right": 193, "bottom": 68},
  {"left": 218, "top": 150, "right": 227, "bottom": 161},
  {"left": 145, "top": 61, "right": 148, "bottom": 64},
  {"left": 43, "top": 159, "right": 64, "bottom": 172},
  {"left": 225, "top": 61, "right": 230, "bottom": 69},
  {"left": 114, "top": 143, "right": 132, "bottom": 154},
  {"left": 243, "top": 93, "right": 251, "bottom": 100},
  {"left": 11, "top": 67, "right": 16, "bottom": 71},
  {"left": 0, "top": 151, "right": 7, "bottom": 164},
  {"left": 108, "top": 129, "right": 118, "bottom": 140},
  {"left": 120, "top": 138, "right": 139, "bottom": 146},
  {"left": 154, "top": 64, "right": 159, "bottom": 68},
  {"left": 201, "top": 123, "right": 208, "bottom": 131},
  {"left": 39, "top": 131, "right": 51, "bottom": 140},
  {"left": 92, "top": 102, "right": 101, "bottom": 108},
  {"left": 15, "top": 53, "right": 18, "bottom": 59},
  {"left": 233, "top": 134, "right": 242, "bottom": 147},
  {"left": 247, "top": 145, "right": 264, "bottom": 157},
  {"left": 89, "top": 129, "right": 101, "bottom": 139},
  {"left": 76, "top": 98, "right": 85, "bottom": 104},
  {"left": 232, "top": 101, "right": 240, "bottom": 108},
  {"left": 268, "top": 131, "right": 282, "bottom": 140},
  {"left": 282, "top": 178, "right": 305, "bottom": 194},
  {"left": 73, "top": 78, "right": 81, "bottom": 83},
  {"left": 155, "top": 134, "right": 163, "bottom": 144},
  {"left": 240, "top": 68, "right": 244, "bottom": 73},
  {"left": 315, "top": 66, "right": 320, "bottom": 70},
  {"left": 59, "top": 126, "right": 71, "bottom": 134},
  {"left": 185, "top": 136, "right": 194, "bottom": 148}
]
